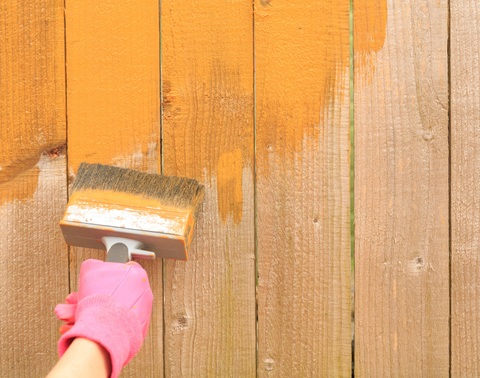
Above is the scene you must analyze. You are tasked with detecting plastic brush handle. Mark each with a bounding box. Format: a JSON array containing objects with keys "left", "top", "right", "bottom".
[
  {"left": 131, "top": 250, "right": 156, "bottom": 260},
  {"left": 102, "top": 237, "right": 156, "bottom": 263}
]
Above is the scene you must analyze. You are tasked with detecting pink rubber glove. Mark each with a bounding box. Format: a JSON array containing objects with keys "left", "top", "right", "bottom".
[{"left": 55, "top": 259, "right": 153, "bottom": 378}]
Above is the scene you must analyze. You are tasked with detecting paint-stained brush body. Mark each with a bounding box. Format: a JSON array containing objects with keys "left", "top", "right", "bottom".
[{"left": 60, "top": 163, "right": 205, "bottom": 261}]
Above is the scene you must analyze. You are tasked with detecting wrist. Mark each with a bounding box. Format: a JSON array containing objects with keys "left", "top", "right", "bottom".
[
  {"left": 59, "top": 294, "right": 142, "bottom": 378},
  {"left": 47, "top": 338, "right": 111, "bottom": 378}
]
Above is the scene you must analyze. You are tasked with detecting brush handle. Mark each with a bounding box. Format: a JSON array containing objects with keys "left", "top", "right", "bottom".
[
  {"left": 131, "top": 250, "right": 156, "bottom": 260},
  {"left": 102, "top": 237, "right": 156, "bottom": 263}
]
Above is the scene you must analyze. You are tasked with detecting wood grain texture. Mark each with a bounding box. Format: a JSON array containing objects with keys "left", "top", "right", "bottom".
[
  {"left": 451, "top": 2, "right": 480, "bottom": 376},
  {"left": 65, "top": 1, "right": 162, "bottom": 376},
  {"left": 354, "top": 0, "right": 449, "bottom": 376},
  {"left": 0, "top": 0, "right": 68, "bottom": 375},
  {"left": 162, "top": 0, "right": 256, "bottom": 376},
  {"left": 0, "top": 0, "right": 66, "bottom": 203},
  {"left": 255, "top": 1, "right": 351, "bottom": 376}
]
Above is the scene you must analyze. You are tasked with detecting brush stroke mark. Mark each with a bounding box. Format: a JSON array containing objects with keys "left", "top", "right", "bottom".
[
  {"left": 0, "top": 144, "right": 67, "bottom": 206},
  {"left": 255, "top": 0, "right": 352, "bottom": 177},
  {"left": 0, "top": 166, "right": 40, "bottom": 206},
  {"left": 162, "top": 63, "right": 253, "bottom": 225},
  {"left": 354, "top": 0, "right": 388, "bottom": 80}
]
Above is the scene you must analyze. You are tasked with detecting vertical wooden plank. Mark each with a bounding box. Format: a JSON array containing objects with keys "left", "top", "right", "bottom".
[
  {"left": 0, "top": 0, "right": 68, "bottom": 375},
  {"left": 451, "top": 2, "right": 480, "bottom": 376},
  {"left": 354, "top": 0, "right": 449, "bottom": 376},
  {"left": 255, "top": 1, "right": 351, "bottom": 376},
  {"left": 162, "top": 1, "right": 256, "bottom": 376},
  {"left": 65, "top": 1, "right": 161, "bottom": 376}
]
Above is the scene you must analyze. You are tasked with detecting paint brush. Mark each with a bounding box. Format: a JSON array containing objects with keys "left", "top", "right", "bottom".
[{"left": 59, "top": 163, "right": 205, "bottom": 263}]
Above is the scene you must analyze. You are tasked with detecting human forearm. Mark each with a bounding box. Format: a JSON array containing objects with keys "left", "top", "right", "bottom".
[{"left": 46, "top": 338, "right": 111, "bottom": 378}]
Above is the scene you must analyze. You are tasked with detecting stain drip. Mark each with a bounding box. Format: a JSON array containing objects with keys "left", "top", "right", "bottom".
[{"left": 217, "top": 149, "right": 243, "bottom": 224}]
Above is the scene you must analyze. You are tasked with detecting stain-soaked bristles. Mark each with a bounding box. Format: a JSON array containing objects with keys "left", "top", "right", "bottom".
[{"left": 72, "top": 163, "right": 205, "bottom": 219}]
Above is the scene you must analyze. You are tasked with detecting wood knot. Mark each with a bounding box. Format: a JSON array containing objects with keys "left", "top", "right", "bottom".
[
  {"left": 176, "top": 314, "right": 188, "bottom": 329},
  {"left": 415, "top": 257, "right": 424, "bottom": 267},
  {"left": 264, "top": 359, "right": 274, "bottom": 371},
  {"left": 44, "top": 143, "right": 66, "bottom": 158},
  {"left": 422, "top": 132, "right": 434, "bottom": 141},
  {"left": 407, "top": 256, "right": 425, "bottom": 274}
]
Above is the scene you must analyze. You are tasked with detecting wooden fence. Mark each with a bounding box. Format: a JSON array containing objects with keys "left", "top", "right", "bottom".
[{"left": 0, "top": 0, "right": 477, "bottom": 376}]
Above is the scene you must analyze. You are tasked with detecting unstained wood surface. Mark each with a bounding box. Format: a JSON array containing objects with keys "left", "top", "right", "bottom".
[
  {"left": 255, "top": 1, "right": 351, "bottom": 376},
  {"left": 65, "top": 1, "right": 162, "bottom": 376},
  {"left": 0, "top": 0, "right": 68, "bottom": 376},
  {"left": 354, "top": 0, "right": 449, "bottom": 376},
  {"left": 162, "top": 0, "right": 256, "bottom": 376},
  {"left": 451, "top": 1, "right": 480, "bottom": 376}
]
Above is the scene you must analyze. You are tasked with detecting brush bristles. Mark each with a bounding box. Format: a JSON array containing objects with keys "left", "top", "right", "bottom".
[{"left": 72, "top": 163, "right": 205, "bottom": 219}]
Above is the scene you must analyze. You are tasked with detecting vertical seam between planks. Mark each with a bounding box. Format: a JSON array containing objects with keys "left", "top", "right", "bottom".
[
  {"left": 159, "top": 0, "right": 165, "bottom": 376},
  {"left": 253, "top": 0, "right": 258, "bottom": 377},
  {"left": 160, "top": 0, "right": 164, "bottom": 177},
  {"left": 63, "top": 0, "right": 70, "bottom": 295},
  {"left": 349, "top": 0, "right": 355, "bottom": 376},
  {"left": 447, "top": 0, "right": 452, "bottom": 376}
]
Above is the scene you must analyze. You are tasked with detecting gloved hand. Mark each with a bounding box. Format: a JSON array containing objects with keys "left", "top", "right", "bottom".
[{"left": 55, "top": 259, "right": 153, "bottom": 378}]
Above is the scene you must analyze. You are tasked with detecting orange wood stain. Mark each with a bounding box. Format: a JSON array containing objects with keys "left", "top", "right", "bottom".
[
  {"left": 0, "top": 1, "right": 65, "bottom": 205},
  {"left": 63, "top": 190, "right": 193, "bottom": 237},
  {"left": 255, "top": 0, "right": 350, "bottom": 175},
  {"left": 69, "top": 190, "right": 186, "bottom": 212},
  {"left": 0, "top": 167, "right": 40, "bottom": 206},
  {"left": 217, "top": 149, "right": 243, "bottom": 224},
  {"left": 162, "top": 0, "right": 254, "bottom": 225},
  {"left": 354, "top": 0, "right": 388, "bottom": 79},
  {"left": 162, "top": 0, "right": 256, "bottom": 375},
  {"left": 65, "top": 0, "right": 160, "bottom": 175}
]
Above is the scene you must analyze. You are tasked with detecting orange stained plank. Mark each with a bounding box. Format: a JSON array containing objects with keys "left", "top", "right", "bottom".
[
  {"left": 451, "top": 1, "right": 480, "bottom": 376},
  {"left": 162, "top": 0, "right": 256, "bottom": 376},
  {"left": 66, "top": 0, "right": 160, "bottom": 174},
  {"left": 255, "top": 0, "right": 351, "bottom": 376},
  {"left": 0, "top": 0, "right": 66, "bottom": 205},
  {"left": 354, "top": 0, "right": 449, "bottom": 376},
  {"left": 65, "top": 0, "right": 162, "bottom": 376},
  {"left": 0, "top": 0, "right": 69, "bottom": 375}
]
